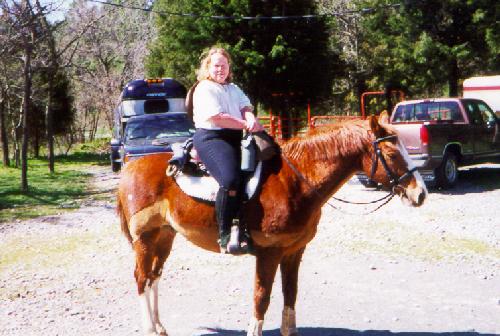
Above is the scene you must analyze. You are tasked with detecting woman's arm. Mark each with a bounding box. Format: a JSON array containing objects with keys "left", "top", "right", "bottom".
[{"left": 209, "top": 113, "right": 247, "bottom": 129}]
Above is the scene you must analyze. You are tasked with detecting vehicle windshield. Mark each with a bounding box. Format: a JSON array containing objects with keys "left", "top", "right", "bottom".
[{"left": 125, "top": 115, "right": 195, "bottom": 141}]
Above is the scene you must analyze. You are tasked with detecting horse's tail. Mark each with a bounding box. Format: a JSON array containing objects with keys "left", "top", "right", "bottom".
[{"left": 117, "top": 194, "right": 133, "bottom": 245}]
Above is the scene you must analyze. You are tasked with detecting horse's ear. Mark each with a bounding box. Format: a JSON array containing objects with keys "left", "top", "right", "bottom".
[
  {"left": 369, "top": 115, "right": 388, "bottom": 138},
  {"left": 378, "top": 110, "right": 390, "bottom": 125}
]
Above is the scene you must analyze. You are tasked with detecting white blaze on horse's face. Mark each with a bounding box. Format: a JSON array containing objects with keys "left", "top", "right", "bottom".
[{"left": 396, "top": 138, "right": 428, "bottom": 206}]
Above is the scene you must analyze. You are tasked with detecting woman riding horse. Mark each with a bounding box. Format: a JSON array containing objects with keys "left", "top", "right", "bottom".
[
  {"left": 192, "top": 46, "right": 264, "bottom": 254},
  {"left": 117, "top": 113, "right": 427, "bottom": 336}
]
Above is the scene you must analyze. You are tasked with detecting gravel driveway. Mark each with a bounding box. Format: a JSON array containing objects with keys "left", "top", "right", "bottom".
[{"left": 1, "top": 164, "right": 499, "bottom": 336}]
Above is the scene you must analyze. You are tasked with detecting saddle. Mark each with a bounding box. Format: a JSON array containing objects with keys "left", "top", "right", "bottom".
[{"left": 166, "top": 138, "right": 264, "bottom": 202}]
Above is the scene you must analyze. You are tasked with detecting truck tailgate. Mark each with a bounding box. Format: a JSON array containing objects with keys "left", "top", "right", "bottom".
[{"left": 391, "top": 123, "right": 425, "bottom": 155}]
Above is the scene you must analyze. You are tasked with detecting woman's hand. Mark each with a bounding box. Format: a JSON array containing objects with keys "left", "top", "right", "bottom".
[
  {"left": 242, "top": 108, "right": 264, "bottom": 132},
  {"left": 245, "top": 119, "right": 264, "bottom": 132}
]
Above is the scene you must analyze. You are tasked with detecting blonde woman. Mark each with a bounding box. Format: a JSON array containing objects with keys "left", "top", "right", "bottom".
[{"left": 192, "top": 47, "right": 263, "bottom": 254}]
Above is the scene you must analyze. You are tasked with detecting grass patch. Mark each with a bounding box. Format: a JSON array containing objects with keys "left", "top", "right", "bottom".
[{"left": 0, "top": 142, "right": 109, "bottom": 222}]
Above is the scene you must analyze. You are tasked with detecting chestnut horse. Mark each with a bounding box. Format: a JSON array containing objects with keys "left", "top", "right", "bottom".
[{"left": 117, "top": 115, "right": 427, "bottom": 336}]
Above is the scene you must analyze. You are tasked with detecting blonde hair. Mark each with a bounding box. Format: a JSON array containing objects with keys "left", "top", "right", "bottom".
[{"left": 196, "top": 47, "right": 233, "bottom": 82}]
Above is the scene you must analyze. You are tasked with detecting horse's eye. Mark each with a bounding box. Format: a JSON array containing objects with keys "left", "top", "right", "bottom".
[{"left": 386, "top": 153, "right": 398, "bottom": 160}]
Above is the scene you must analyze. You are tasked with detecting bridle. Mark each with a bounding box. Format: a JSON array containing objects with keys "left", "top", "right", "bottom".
[
  {"left": 368, "top": 134, "right": 418, "bottom": 191},
  {"left": 281, "top": 134, "right": 418, "bottom": 215}
]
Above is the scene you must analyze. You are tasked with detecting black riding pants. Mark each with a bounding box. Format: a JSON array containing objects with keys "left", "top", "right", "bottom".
[
  {"left": 194, "top": 129, "right": 243, "bottom": 234},
  {"left": 193, "top": 128, "right": 242, "bottom": 191}
]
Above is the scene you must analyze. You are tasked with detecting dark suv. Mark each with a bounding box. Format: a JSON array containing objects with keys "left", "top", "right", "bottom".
[{"left": 111, "top": 112, "right": 194, "bottom": 171}]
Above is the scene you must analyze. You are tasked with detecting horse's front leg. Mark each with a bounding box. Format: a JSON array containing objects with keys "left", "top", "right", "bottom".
[
  {"left": 134, "top": 226, "right": 176, "bottom": 336},
  {"left": 247, "top": 248, "right": 283, "bottom": 336},
  {"left": 279, "top": 248, "right": 305, "bottom": 336}
]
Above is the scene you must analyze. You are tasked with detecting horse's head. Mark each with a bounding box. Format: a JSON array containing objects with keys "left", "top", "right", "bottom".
[{"left": 363, "top": 112, "right": 427, "bottom": 207}]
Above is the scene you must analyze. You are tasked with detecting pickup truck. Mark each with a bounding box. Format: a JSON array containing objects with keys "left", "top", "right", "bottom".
[{"left": 389, "top": 98, "right": 500, "bottom": 188}]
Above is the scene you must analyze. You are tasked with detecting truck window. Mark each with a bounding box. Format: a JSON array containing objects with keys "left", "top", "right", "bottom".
[
  {"left": 393, "top": 103, "right": 432, "bottom": 121},
  {"left": 414, "top": 104, "right": 430, "bottom": 121},
  {"left": 144, "top": 100, "right": 169, "bottom": 114},
  {"left": 463, "top": 101, "right": 483, "bottom": 125},
  {"left": 476, "top": 101, "right": 496, "bottom": 124},
  {"left": 439, "top": 102, "right": 463, "bottom": 121},
  {"left": 393, "top": 104, "right": 413, "bottom": 121},
  {"left": 394, "top": 102, "right": 464, "bottom": 122}
]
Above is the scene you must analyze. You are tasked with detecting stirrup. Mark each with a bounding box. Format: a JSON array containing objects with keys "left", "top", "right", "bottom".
[
  {"left": 226, "top": 220, "right": 253, "bottom": 255},
  {"left": 227, "top": 224, "right": 243, "bottom": 254}
]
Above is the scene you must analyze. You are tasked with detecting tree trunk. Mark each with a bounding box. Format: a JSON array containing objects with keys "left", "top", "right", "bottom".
[
  {"left": 21, "top": 43, "right": 33, "bottom": 192},
  {"left": 46, "top": 80, "right": 55, "bottom": 172},
  {"left": 0, "top": 89, "right": 9, "bottom": 166},
  {"left": 13, "top": 104, "right": 22, "bottom": 168},
  {"left": 448, "top": 57, "right": 459, "bottom": 97}
]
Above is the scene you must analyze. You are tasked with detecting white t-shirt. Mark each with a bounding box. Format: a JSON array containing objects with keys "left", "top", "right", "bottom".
[{"left": 193, "top": 80, "right": 252, "bottom": 130}]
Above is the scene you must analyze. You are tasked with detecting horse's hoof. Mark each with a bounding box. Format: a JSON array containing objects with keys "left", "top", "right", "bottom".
[{"left": 156, "top": 324, "right": 168, "bottom": 336}]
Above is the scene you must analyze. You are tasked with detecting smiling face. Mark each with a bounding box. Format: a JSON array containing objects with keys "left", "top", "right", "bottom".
[{"left": 208, "top": 52, "right": 230, "bottom": 84}]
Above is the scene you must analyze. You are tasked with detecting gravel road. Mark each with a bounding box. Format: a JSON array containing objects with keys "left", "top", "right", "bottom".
[{"left": 1, "top": 164, "right": 499, "bottom": 336}]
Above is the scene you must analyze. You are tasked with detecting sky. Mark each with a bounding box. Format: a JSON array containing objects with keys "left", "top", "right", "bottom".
[{"left": 40, "top": 0, "right": 72, "bottom": 22}]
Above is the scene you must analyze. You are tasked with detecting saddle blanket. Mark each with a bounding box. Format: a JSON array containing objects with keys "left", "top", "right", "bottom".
[{"left": 174, "top": 161, "right": 263, "bottom": 202}]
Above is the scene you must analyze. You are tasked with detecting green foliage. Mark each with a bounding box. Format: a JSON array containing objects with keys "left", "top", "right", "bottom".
[
  {"left": 357, "top": 0, "right": 499, "bottom": 97},
  {"left": 0, "top": 144, "right": 108, "bottom": 223},
  {"left": 146, "top": 0, "right": 341, "bottom": 114}
]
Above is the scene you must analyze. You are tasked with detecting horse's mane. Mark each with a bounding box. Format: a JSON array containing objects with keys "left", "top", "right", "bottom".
[{"left": 281, "top": 119, "right": 374, "bottom": 162}]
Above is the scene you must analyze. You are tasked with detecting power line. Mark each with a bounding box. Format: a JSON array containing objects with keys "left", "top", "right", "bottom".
[{"left": 85, "top": 0, "right": 401, "bottom": 20}]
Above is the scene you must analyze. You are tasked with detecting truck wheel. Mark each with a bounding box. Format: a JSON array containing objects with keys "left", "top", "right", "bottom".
[{"left": 435, "top": 152, "right": 458, "bottom": 188}]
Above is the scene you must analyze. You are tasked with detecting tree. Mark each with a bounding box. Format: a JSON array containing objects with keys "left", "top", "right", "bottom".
[
  {"left": 0, "top": 0, "right": 41, "bottom": 191},
  {"left": 1, "top": 0, "right": 75, "bottom": 189},
  {"left": 33, "top": 0, "right": 60, "bottom": 171},
  {"left": 0, "top": 85, "right": 8, "bottom": 166},
  {"left": 62, "top": 0, "right": 155, "bottom": 138},
  {"left": 316, "top": 0, "right": 368, "bottom": 113},
  {"left": 147, "top": 0, "right": 341, "bottom": 121},
  {"left": 357, "top": 0, "right": 499, "bottom": 97}
]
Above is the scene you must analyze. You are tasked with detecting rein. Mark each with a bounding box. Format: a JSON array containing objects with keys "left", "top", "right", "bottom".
[{"left": 280, "top": 134, "right": 416, "bottom": 215}]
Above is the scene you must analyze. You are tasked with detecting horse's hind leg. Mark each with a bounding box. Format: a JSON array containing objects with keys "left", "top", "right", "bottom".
[
  {"left": 279, "top": 248, "right": 305, "bottom": 336},
  {"left": 134, "top": 226, "right": 176, "bottom": 336}
]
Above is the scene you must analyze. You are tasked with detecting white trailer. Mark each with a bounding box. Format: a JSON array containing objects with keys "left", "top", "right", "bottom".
[{"left": 463, "top": 75, "right": 500, "bottom": 114}]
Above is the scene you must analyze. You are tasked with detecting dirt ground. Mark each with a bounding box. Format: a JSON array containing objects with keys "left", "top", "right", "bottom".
[{"left": 1, "top": 164, "right": 499, "bottom": 336}]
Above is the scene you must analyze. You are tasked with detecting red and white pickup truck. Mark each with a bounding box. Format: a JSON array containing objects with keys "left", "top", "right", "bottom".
[{"left": 389, "top": 98, "right": 500, "bottom": 188}]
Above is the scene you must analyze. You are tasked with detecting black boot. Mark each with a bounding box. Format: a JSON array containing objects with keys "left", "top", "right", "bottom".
[{"left": 215, "top": 188, "right": 248, "bottom": 255}]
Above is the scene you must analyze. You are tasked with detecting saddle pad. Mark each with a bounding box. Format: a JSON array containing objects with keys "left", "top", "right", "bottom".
[{"left": 174, "top": 162, "right": 263, "bottom": 202}]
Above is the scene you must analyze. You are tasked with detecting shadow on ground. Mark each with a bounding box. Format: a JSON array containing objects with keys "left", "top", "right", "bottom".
[
  {"left": 432, "top": 166, "right": 500, "bottom": 195},
  {"left": 198, "top": 327, "right": 497, "bottom": 336}
]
